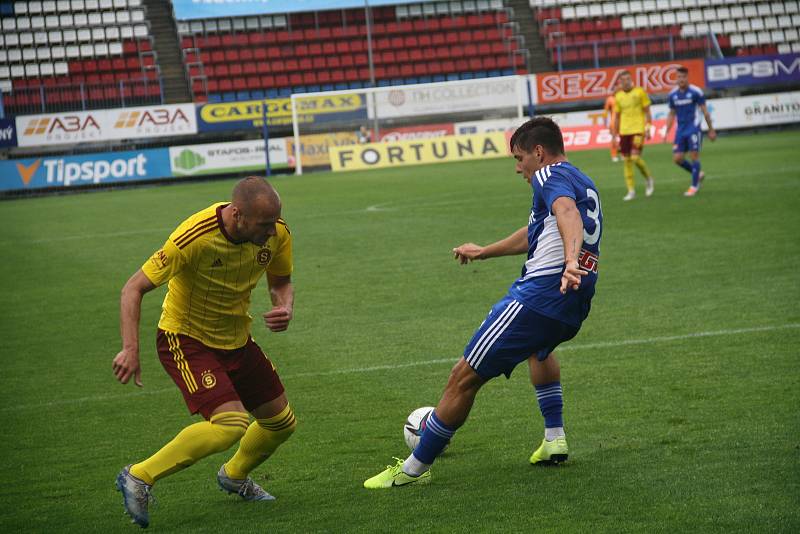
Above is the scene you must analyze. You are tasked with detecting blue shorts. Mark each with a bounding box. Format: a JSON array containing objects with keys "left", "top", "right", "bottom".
[
  {"left": 673, "top": 130, "right": 702, "bottom": 154},
  {"left": 463, "top": 296, "right": 580, "bottom": 380}
]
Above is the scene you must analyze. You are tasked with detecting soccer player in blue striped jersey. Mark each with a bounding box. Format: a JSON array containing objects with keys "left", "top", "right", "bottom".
[
  {"left": 364, "top": 117, "right": 602, "bottom": 489},
  {"left": 665, "top": 66, "right": 716, "bottom": 197}
]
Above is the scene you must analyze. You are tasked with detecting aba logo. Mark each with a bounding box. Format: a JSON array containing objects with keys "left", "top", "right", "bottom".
[
  {"left": 114, "top": 108, "right": 190, "bottom": 129},
  {"left": 387, "top": 90, "right": 406, "bottom": 107},
  {"left": 201, "top": 370, "right": 217, "bottom": 389},
  {"left": 150, "top": 249, "right": 169, "bottom": 269},
  {"left": 256, "top": 248, "right": 272, "bottom": 265},
  {"left": 24, "top": 115, "right": 101, "bottom": 136}
]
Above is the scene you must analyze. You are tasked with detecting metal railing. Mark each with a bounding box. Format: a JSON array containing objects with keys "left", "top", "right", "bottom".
[{"left": 1, "top": 77, "right": 164, "bottom": 116}]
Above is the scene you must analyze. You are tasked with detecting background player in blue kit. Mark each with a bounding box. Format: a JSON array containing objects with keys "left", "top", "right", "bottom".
[
  {"left": 364, "top": 117, "right": 603, "bottom": 488},
  {"left": 665, "top": 66, "right": 717, "bottom": 197}
]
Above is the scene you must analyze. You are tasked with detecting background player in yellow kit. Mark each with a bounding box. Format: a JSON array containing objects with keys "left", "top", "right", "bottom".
[
  {"left": 112, "top": 177, "right": 296, "bottom": 528},
  {"left": 612, "top": 71, "right": 655, "bottom": 201},
  {"left": 603, "top": 80, "right": 621, "bottom": 162}
]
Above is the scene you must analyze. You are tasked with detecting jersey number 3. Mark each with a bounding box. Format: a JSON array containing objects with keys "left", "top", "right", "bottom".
[{"left": 583, "top": 188, "right": 601, "bottom": 245}]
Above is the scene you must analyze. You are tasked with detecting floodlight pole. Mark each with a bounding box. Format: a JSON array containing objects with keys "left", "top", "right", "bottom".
[
  {"left": 291, "top": 93, "right": 302, "bottom": 175},
  {"left": 262, "top": 100, "right": 271, "bottom": 177},
  {"left": 364, "top": 1, "right": 380, "bottom": 141}
]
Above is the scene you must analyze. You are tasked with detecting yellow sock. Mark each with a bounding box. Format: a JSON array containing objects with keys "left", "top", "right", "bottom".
[
  {"left": 224, "top": 405, "right": 297, "bottom": 480},
  {"left": 631, "top": 155, "right": 652, "bottom": 179},
  {"left": 623, "top": 158, "right": 635, "bottom": 191},
  {"left": 130, "top": 411, "right": 249, "bottom": 485}
]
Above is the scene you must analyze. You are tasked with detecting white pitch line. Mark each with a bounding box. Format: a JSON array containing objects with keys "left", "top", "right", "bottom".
[{"left": 5, "top": 323, "right": 798, "bottom": 413}]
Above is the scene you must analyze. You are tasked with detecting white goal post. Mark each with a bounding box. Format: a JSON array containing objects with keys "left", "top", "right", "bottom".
[{"left": 290, "top": 76, "right": 529, "bottom": 175}]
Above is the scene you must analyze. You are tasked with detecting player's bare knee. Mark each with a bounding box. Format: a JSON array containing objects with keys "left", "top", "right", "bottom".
[{"left": 673, "top": 154, "right": 684, "bottom": 164}]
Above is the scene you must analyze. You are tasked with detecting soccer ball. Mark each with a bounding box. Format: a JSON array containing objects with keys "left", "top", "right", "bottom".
[{"left": 403, "top": 406, "right": 449, "bottom": 452}]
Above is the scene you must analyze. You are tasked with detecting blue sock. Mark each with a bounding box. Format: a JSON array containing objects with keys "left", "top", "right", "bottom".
[
  {"left": 678, "top": 160, "right": 692, "bottom": 173},
  {"left": 691, "top": 160, "right": 701, "bottom": 187},
  {"left": 412, "top": 411, "right": 456, "bottom": 465},
  {"left": 535, "top": 382, "right": 563, "bottom": 428}
]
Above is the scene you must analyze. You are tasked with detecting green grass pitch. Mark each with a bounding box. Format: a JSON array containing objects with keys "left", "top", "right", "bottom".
[{"left": 0, "top": 130, "right": 798, "bottom": 533}]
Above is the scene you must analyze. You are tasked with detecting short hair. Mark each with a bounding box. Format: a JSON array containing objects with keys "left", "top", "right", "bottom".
[
  {"left": 509, "top": 117, "right": 565, "bottom": 156},
  {"left": 232, "top": 176, "right": 279, "bottom": 215},
  {"left": 676, "top": 66, "right": 689, "bottom": 75},
  {"left": 619, "top": 70, "right": 632, "bottom": 77}
]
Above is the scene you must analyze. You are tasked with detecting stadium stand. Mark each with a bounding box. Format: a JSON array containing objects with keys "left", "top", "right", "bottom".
[
  {"left": 178, "top": 1, "right": 528, "bottom": 103},
  {"left": 530, "top": 0, "right": 800, "bottom": 69},
  {"left": 0, "top": 0, "right": 161, "bottom": 114}
]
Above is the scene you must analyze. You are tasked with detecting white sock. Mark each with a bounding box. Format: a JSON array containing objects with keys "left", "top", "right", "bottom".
[
  {"left": 545, "top": 427, "right": 565, "bottom": 441},
  {"left": 402, "top": 454, "right": 431, "bottom": 477}
]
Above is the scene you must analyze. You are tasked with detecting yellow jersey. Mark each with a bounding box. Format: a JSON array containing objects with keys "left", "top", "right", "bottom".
[
  {"left": 614, "top": 87, "right": 651, "bottom": 135},
  {"left": 141, "top": 202, "right": 292, "bottom": 349}
]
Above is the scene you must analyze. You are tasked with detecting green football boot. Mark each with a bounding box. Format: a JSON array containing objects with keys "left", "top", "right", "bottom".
[
  {"left": 364, "top": 458, "right": 431, "bottom": 489},
  {"left": 529, "top": 437, "right": 569, "bottom": 465}
]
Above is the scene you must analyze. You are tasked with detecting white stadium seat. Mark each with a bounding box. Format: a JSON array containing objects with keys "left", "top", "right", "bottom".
[
  {"left": 11, "top": 65, "right": 26, "bottom": 78},
  {"left": 34, "top": 31, "right": 48, "bottom": 44},
  {"left": 71, "top": 0, "right": 86, "bottom": 9},
  {"left": 94, "top": 42, "right": 108, "bottom": 55},
  {"left": 54, "top": 61, "right": 69, "bottom": 75},
  {"left": 77, "top": 28, "right": 91, "bottom": 42},
  {"left": 723, "top": 20, "right": 737, "bottom": 33},
  {"left": 743, "top": 4, "right": 757, "bottom": 18},
  {"left": 87, "top": 12, "right": 102, "bottom": 25},
  {"left": 51, "top": 45, "right": 66, "bottom": 59},
  {"left": 40, "top": 62, "right": 54, "bottom": 76},
  {"left": 65, "top": 45, "right": 80, "bottom": 58},
  {"left": 736, "top": 19, "right": 750, "bottom": 32},
  {"left": 770, "top": 2, "right": 784, "bottom": 15},
  {"left": 729, "top": 33, "right": 743, "bottom": 47},
  {"left": 25, "top": 63, "right": 40, "bottom": 77},
  {"left": 743, "top": 32, "right": 757, "bottom": 46},
  {"left": 106, "top": 26, "right": 120, "bottom": 39},
  {"left": 92, "top": 27, "right": 105, "bottom": 40},
  {"left": 43, "top": 2, "right": 57, "bottom": 14},
  {"left": 777, "top": 43, "right": 791, "bottom": 53},
  {"left": 17, "top": 16, "right": 31, "bottom": 30},
  {"left": 676, "top": 10, "right": 689, "bottom": 23},
  {"left": 770, "top": 29, "right": 784, "bottom": 43},
  {"left": 120, "top": 25, "right": 134, "bottom": 39},
  {"left": 109, "top": 41, "right": 123, "bottom": 54},
  {"left": 62, "top": 28, "right": 77, "bottom": 42},
  {"left": 649, "top": 13, "right": 663, "bottom": 25},
  {"left": 20, "top": 32, "right": 34, "bottom": 45},
  {"left": 663, "top": 11, "right": 677, "bottom": 24},
  {"left": 73, "top": 12, "right": 87, "bottom": 26},
  {"left": 102, "top": 11, "right": 116, "bottom": 24},
  {"left": 80, "top": 43, "right": 94, "bottom": 57}
]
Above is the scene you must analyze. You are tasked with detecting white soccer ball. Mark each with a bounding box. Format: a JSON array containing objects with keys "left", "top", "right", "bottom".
[{"left": 403, "top": 406, "right": 449, "bottom": 452}]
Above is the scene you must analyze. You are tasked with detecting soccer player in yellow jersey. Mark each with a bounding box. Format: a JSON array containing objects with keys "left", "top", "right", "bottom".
[
  {"left": 603, "top": 79, "right": 621, "bottom": 162},
  {"left": 112, "top": 177, "right": 296, "bottom": 528},
  {"left": 612, "top": 71, "right": 655, "bottom": 201}
]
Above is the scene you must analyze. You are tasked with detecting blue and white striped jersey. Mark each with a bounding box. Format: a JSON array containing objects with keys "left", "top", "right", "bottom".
[
  {"left": 668, "top": 84, "right": 706, "bottom": 136},
  {"left": 508, "top": 161, "right": 602, "bottom": 327}
]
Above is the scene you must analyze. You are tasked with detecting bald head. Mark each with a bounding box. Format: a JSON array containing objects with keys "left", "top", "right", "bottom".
[
  {"left": 226, "top": 176, "right": 282, "bottom": 246},
  {"left": 232, "top": 176, "right": 281, "bottom": 216}
]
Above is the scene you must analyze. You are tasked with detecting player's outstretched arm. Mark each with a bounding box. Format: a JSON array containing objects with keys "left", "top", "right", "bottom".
[
  {"left": 551, "top": 197, "right": 589, "bottom": 295},
  {"left": 113, "top": 269, "right": 156, "bottom": 387},
  {"left": 264, "top": 274, "right": 293, "bottom": 332},
  {"left": 664, "top": 110, "right": 675, "bottom": 143},
  {"left": 700, "top": 104, "right": 716, "bottom": 141},
  {"left": 453, "top": 226, "right": 527, "bottom": 264},
  {"left": 644, "top": 105, "right": 653, "bottom": 140}
]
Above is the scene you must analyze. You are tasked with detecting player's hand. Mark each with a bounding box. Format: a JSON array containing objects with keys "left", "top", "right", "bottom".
[
  {"left": 707, "top": 129, "right": 717, "bottom": 141},
  {"left": 560, "top": 260, "right": 588, "bottom": 295},
  {"left": 452, "top": 243, "right": 484, "bottom": 264},
  {"left": 645, "top": 127, "right": 652, "bottom": 141},
  {"left": 264, "top": 306, "right": 292, "bottom": 332},
  {"left": 113, "top": 348, "right": 143, "bottom": 387}
]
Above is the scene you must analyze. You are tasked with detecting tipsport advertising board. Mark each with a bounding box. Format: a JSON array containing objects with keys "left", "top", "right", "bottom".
[
  {"left": 196, "top": 94, "right": 368, "bottom": 133},
  {"left": 0, "top": 148, "right": 171, "bottom": 191}
]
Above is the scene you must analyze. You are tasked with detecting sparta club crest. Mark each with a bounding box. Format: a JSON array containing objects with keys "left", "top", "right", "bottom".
[
  {"left": 257, "top": 248, "right": 272, "bottom": 265},
  {"left": 201, "top": 370, "right": 217, "bottom": 389}
]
